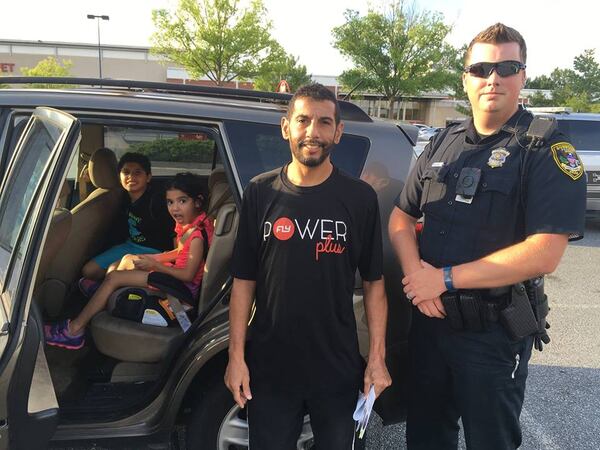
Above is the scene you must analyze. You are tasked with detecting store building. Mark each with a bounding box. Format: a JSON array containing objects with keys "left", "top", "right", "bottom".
[{"left": 0, "top": 39, "right": 542, "bottom": 127}]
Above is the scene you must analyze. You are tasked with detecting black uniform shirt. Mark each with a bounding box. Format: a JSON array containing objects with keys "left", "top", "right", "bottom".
[
  {"left": 396, "top": 108, "right": 586, "bottom": 268},
  {"left": 231, "top": 166, "right": 383, "bottom": 394}
]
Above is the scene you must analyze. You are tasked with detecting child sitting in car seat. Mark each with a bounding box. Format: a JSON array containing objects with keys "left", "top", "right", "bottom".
[
  {"left": 45, "top": 172, "right": 214, "bottom": 350},
  {"left": 78, "top": 152, "right": 175, "bottom": 297}
]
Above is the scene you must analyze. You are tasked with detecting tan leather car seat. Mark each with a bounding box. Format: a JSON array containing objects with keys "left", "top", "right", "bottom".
[
  {"left": 199, "top": 166, "right": 238, "bottom": 309},
  {"left": 90, "top": 167, "right": 238, "bottom": 363},
  {"left": 39, "top": 148, "right": 122, "bottom": 317},
  {"left": 34, "top": 182, "right": 73, "bottom": 293}
]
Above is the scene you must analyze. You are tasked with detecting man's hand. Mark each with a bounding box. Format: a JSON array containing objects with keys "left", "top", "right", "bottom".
[
  {"left": 224, "top": 357, "right": 252, "bottom": 409},
  {"left": 363, "top": 357, "right": 392, "bottom": 398},
  {"left": 416, "top": 297, "right": 446, "bottom": 319},
  {"left": 403, "top": 260, "right": 446, "bottom": 304}
]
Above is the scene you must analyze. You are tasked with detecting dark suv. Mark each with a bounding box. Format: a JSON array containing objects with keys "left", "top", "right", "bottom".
[{"left": 0, "top": 78, "right": 416, "bottom": 449}]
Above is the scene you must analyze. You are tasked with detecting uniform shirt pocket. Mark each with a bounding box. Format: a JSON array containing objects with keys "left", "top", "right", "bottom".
[
  {"left": 477, "top": 171, "right": 519, "bottom": 228},
  {"left": 420, "top": 166, "right": 450, "bottom": 211}
]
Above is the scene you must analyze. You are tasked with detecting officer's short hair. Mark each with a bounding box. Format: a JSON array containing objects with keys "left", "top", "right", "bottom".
[
  {"left": 288, "top": 83, "right": 341, "bottom": 125},
  {"left": 465, "top": 23, "right": 527, "bottom": 64},
  {"left": 118, "top": 152, "right": 151, "bottom": 174}
]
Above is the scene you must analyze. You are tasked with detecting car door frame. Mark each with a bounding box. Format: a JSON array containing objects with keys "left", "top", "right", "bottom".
[{"left": 0, "top": 107, "right": 80, "bottom": 449}]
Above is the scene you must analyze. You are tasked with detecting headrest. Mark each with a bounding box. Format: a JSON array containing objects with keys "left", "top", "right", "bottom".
[
  {"left": 89, "top": 148, "right": 119, "bottom": 189},
  {"left": 208, "top": 167, "right": 227, "bottom": 191},
  {"left": 207, "top": 167, "right": 232, "bottom": 218}
]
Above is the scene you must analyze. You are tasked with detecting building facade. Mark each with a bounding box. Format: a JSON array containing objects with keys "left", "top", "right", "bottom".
[{"left": 2, "top": 39, "right": 515, "bottom": 127}]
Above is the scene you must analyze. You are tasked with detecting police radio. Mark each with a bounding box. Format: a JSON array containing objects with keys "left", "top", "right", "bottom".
[{"left": 525, "top": 116, "right": 557, "bottom": 150}]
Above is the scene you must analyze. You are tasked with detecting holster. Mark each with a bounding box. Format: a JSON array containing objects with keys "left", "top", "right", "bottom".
[
  {"left": 499, "top": 283, "right": 539, "bottom": 340},
  {"left": 525, "top": 277, "right": 551, "bottom": 350}
]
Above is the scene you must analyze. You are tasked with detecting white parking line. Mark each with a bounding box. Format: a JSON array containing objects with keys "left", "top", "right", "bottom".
[{"left": 549, "top": 304, "right": 600, "bottom": 309}]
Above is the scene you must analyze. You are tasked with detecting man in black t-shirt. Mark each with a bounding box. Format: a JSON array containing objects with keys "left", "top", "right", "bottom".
[{"left": 225, "top": 83, "right": 391, "bottom": 449}]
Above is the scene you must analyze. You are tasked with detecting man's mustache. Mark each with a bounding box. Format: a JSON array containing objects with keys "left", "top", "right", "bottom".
[{"left": 299, "top": 140, "right": 325, "bottom": 148}]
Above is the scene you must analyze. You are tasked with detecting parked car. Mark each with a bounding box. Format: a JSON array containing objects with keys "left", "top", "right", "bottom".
[
  {"left": 415, "top": 124, "right": 437, "bottom": 142},
  {"left": 0, "top": 78, "right": 416, "bottom": 449},
  {"left": 532, "top": 112, "right": 600, "bottom": 213}
]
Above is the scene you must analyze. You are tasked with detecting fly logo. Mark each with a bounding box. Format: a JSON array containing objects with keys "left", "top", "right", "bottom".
[
  {"left": 263, "top": 216, "right": 348, "bottom": 261},
  {"left": 272, "top": 217, "right": 295, "bottom": 241}
]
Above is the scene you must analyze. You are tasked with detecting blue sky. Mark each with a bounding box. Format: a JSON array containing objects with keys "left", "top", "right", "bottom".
[{"left": 2, "top": 0, "right": 599, "bottom": 77}]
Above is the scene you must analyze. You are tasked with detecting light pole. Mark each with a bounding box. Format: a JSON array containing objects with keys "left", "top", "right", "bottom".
[{"left": 87, "top": 14, "right": 109, "bottom": 79}]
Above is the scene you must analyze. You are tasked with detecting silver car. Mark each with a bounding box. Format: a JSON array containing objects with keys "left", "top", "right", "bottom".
[{"left": 539, "top": 113, "right": 600, "bottom": 212}]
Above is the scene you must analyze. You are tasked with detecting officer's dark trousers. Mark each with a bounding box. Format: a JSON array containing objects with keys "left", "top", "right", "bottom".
[{"left": 406, "top": 311, "right": 533, "bottom": 450}]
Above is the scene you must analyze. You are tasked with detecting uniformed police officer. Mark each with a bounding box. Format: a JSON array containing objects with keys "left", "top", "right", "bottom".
[{"left": 389, "top": 23, "right": 586, "bottom": 449}]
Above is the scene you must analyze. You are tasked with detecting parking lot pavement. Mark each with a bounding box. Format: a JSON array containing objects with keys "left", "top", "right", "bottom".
[{"left": 366, "top": 218, "right": 600, "bottom": 449}]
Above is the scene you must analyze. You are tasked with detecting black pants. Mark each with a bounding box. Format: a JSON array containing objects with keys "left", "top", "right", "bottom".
[
  {"left": 406, "top": 311, "right": 533, "bottom": 450},
  {"left": 247, "top": 387, "right": 360, "bottom": 450}
]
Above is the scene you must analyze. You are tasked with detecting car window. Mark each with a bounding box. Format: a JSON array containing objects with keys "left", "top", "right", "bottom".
[
  {"left": 0, "top": 113, "right": 68, "bottom": 315},
  {"left": 224, "top": 120, "right": 371, "bottom": 188},
  {"left": 0, "top": 118, "right": 58, "bottom": 257},
  {"left": 104, "top": 126, "right": 217, "bottom": 177},
  {"left": 0, "top": 113, "right": 30, "bottom": 180},
  {"left": 557, "top": 120, "right": 600, "bottom": 151}
]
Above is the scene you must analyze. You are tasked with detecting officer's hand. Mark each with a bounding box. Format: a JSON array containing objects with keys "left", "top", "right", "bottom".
[
  {"left": 403, "top": 260, "right": 446, "bottom": 305},
  {"left": 363, "top": 356, "right": 392, "bottom": 398},
  {"left": 224, "top": 358, "right": 252, "bottom": 409},
  {"left": 416, "top": 297, "right": 446, "bottom": 319}
]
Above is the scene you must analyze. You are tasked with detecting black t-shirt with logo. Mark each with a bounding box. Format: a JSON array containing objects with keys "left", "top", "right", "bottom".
[
  {"left": 231, "top": 166, "right": 383, "bottom": 394},
  {"left": 116, "top": 186, "right": 175, "bottom": 252}
]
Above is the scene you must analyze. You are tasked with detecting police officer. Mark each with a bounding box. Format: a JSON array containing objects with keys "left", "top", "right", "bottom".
[{"left": 389, "top": 23, "right": 586, "bottom": 449}]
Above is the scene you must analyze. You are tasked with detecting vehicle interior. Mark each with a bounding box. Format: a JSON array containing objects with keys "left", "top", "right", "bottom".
[{"left": 29, "top": 118, "right": 240, "bottom": 422}]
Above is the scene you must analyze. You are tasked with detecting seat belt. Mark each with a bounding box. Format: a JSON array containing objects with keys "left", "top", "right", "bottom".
[
  {"left": 179, "top": 226, "right": 210, "bottom": 261},
  {"left": 166, "top": 293, "right": 192, "bottom": 332}
]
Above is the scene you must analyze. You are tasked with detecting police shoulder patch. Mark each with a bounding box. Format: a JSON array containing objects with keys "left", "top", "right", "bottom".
[{"left": 550, "top": 142, "right": 584, "bottom": 180}]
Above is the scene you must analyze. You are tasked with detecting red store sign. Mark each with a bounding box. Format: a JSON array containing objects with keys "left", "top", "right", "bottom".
[{"left": 0, "top": 63, "right": 15, "bottom": 73}]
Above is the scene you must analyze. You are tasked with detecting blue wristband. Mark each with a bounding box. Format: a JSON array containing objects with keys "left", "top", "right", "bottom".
[{"left": 443, "top": 266, "right": 456, "bottom": 292}]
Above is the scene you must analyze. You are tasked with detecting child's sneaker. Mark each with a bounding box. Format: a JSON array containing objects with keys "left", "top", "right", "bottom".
[
  {"left": 78, "top": 277, "right": 99, "bottom": 298},
  {"left": 45, "top": 319, "right": 85, "bottom": 350}
]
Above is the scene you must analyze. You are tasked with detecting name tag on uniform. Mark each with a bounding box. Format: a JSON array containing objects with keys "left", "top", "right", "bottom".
[{"left": 455, "top": 194, "right": 474, "bottom": 204}]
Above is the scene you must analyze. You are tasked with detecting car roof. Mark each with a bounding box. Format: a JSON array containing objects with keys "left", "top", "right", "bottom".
[
  {"left": 0, "top": 77, "right": 373, "bottom": 124},
  {"left": 533, "top": 111, "right": 600, "bottom": 121}
]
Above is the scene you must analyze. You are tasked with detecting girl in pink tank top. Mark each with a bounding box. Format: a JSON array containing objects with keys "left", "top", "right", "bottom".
[{"left": 45, "top": 173, "right": 214, "bottom": 350}]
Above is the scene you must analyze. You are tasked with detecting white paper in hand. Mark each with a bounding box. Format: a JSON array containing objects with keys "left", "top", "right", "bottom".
[{"left": 353, "top": 384, "right": 376, "bottom": 439}]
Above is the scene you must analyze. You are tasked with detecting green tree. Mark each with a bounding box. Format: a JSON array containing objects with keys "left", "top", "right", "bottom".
[
  {"left": 543, "top": 49, "right": 600, "bottom": 111},
  {"left": 332, "top": 1, "right": 456, "bottom": 118},
  {"left": 526, "top": 74, "right": 555, "bottom": 90},
  {"left": 447, "top": 44, "right": 472, "bottom": 116},
  {"left": 572, "top": 49, "right": 600, "bottom": 102},
  {"left": 20, "top": 56, "right": 73, "bottom": 88},
  {"left": 527, "top": 91, "right": 555, "bottom": 107},
  {"left": 151, "top": 0, "right": 277, "bottom": 86},
  {"left": 253, "top": 44, "right": 311, "bottom": 92}
]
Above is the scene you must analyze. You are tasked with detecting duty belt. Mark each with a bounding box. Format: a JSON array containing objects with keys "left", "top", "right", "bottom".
[{"left": 441, "top": 288, "right": 510, "bottom": 331}]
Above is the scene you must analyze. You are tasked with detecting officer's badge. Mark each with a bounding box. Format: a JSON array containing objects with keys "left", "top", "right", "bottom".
[
  {"left": 551, "top": 142, "right": 583, "bottom": 180},
  {"left": 487, "top": 148, "right": 510, "bottom": 168}
]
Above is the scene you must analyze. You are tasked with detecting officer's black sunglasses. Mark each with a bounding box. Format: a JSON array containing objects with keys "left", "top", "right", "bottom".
[{"left": 464, "top": 60, "right": 526, "bottom": 78}]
